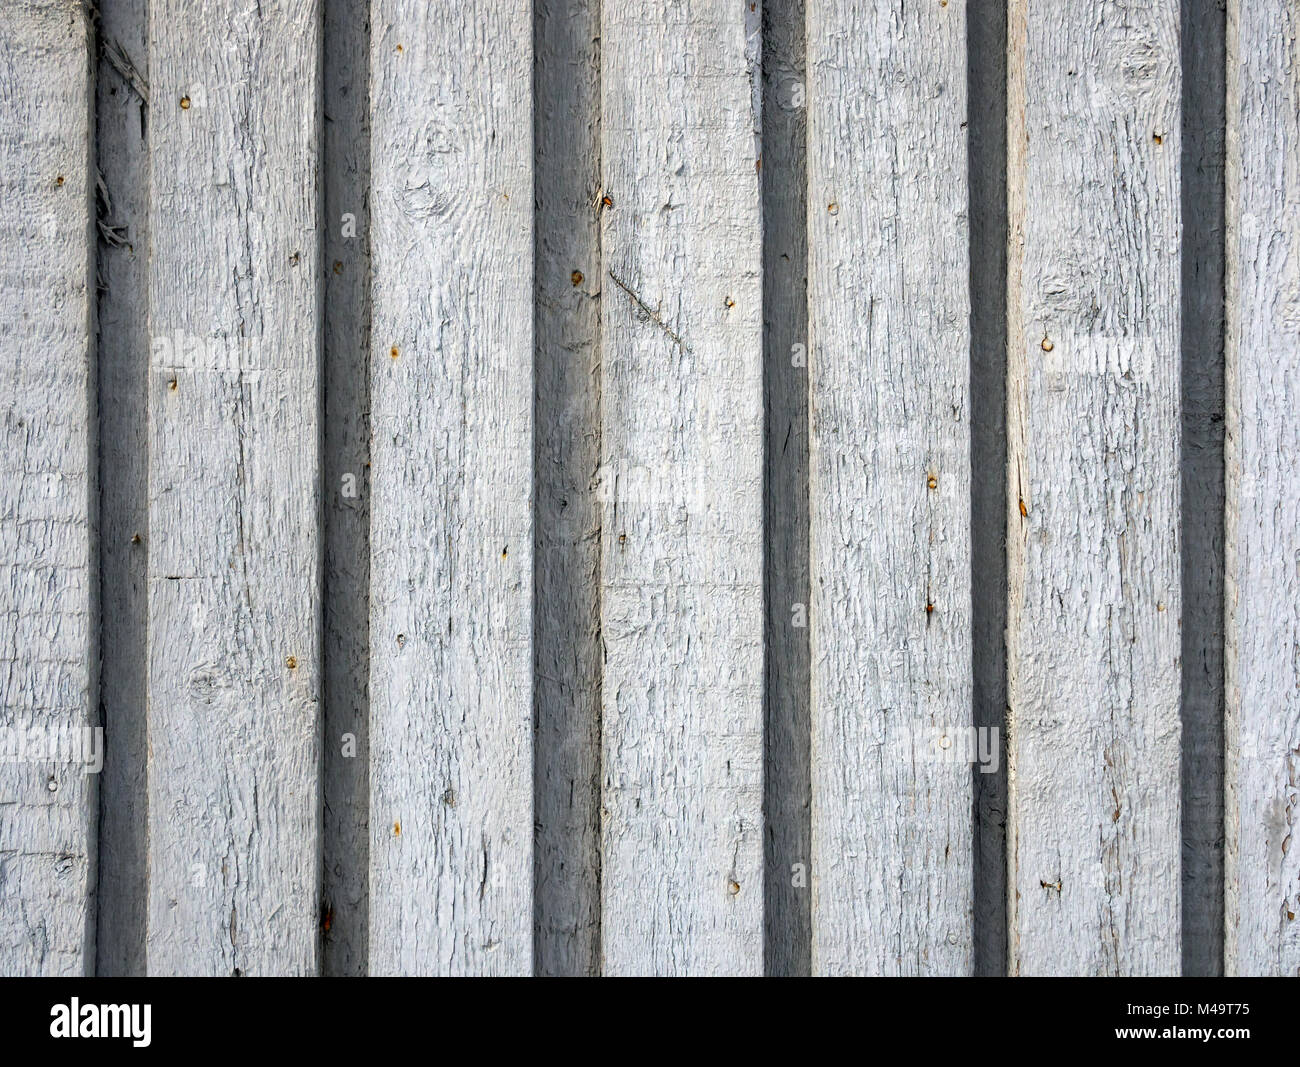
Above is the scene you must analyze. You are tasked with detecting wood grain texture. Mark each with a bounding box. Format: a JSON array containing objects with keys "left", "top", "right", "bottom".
[
  {"left": 95, "top": 0, "right": 150, "bottom": 979},
  {"left": 368, "top": 0, "right": 533, "bottom": 976},
  {"left": 762, "top": 0, "right": 811, "bottom": 978},
  {"left": 534, "top": 0, "right": 602, "bottom": 977},
  {"left": 1, "top": 0, "right": 1287, "bottom": 978},
  {"left": 1006, "top": 0, "right": 1182, "bottom": 975},
  {"left": 320, "top": 0, "right": 371, "bottom": 978},
  {"left": 0, "top": 0, "right": 97, "bottom": 978},
  {"left": 1180, "top": 0, "right": 1226, "bottom": 978},
  {"left": 808, "top": 0, "right": 974, "bottom": 976},
  {"left": 599, "top": 0, "right": 764, "bottom": 976},
  {"left": 146, "top": 0, "right": 322, "bottom": 975},
  {"left": 1224, "top": 0, "right": 1300, "bottom": 977}
]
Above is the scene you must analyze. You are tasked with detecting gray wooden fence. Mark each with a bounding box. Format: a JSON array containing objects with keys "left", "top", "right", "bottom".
[{"left": 0, "top": 0, "right": 1296, "bottom": 977}]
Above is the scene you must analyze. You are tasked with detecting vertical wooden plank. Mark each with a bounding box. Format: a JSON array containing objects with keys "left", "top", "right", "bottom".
[
  {"left": 0, "top": 0, "right": 97, "bottom": 977},
  {"left": 320, "top": 0, "right": 371, "bottom": 977},
  {"left": 368, "top": 1, "right": 533, "bottom": 975},
  {"left": 1180, "top": 0, "right": 1226, "bottom": 978},
  {"left": 599, "top": 0, "right": 764, "bottom": 975},
  {"left": 762, "top": 0, "right": 811, "bottom": 977},
  {"left": 95, "top": 0, "right": 150, "bottom": 978},
  {"left": 1224, "top": 0, "right": 1300, "bottom": 977},
  {"left": 146, "top": 0, "right": 322, "bottom": 975},
  {"left": 807, "top": 0, "right": 974, "bottom": 975},
  {"left": 534, "top": 0, "right": 602, "bottom": 976},
  {"left": 1006, "top": 0, "right": 1182, "bottom": 975}
]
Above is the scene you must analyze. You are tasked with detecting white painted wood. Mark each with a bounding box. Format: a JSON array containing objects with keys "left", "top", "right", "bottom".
[
  {"left": 95, "top": 0, "right": 150, "bottom": 978},
  {"left": 145, "top": 0, "right": 322, "bottom": 975},
  {"left": 1224, "top": 0, "right": 1300, "bottom": 977},
  {"left": 534, "top": 0, "right": 602, "bottom": 976},
  {"left": 320, "top": 0, "right": 371, "bottom": 978},
  {"left": 807, "top": 0, "right": 974, "bottom": 976},
  {"left": 599, "top": 0, "right": 764, "bottom": 976},
  {"left": 368, "top": 0, "right": 534, "bottom": 976},
  {"left": 1006, "top": 0, "right": 1182, "bottom": 975},
  {"left": 0, "top": 0, "right": 97, "bottom": 978},
  {"left": 0, "top": 0, "right": 1261, "bottom": 978}
]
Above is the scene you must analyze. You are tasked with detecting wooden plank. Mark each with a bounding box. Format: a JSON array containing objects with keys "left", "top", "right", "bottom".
[
  {"left": 1224, "top": 0, "right": 1300, "bottom": 977},
  {"left": 1006, "top": 0, "right": 1182, "bottom": 975},
  {"left": 0, "top": 0, "right": 97, "bottom": 978},
  {"left": 599, "top": 0, "right": 764, "bottom": 977},
  {"left": 1180, "top": 0, "right": 1227, "bottom": 978},
  {"left": 534, "top": 0, "right": 602, "bottom": 976},
  {"left": 145, "top": 0, "right": 322, "bottom": 975},
  {"left": 320, "top": 0, "right": 371, "bottom": 978},
  {"left": 368, "top": 1, "right": 534, "bottom": 975},
  {"left": 95, "top": 0, "right": 150, "bottom": 978},
  {"left": 807, "top": 0, "right": 974, "bottom": 975},
  {"left": 762, "top": 0, "right": 811, "bottom": 978}
]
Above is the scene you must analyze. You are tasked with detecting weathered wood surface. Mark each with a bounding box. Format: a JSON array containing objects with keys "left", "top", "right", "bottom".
[
  {"left": 0, "top": 0, "right": 97, "bottom": 978},
  {"left": 368, "top": 0, "right": 534, "bottom": 975},
  {"left": 1006, "top": 0, "right": 1182, "bottom": 975},
  {"left": 1224, "top": 0, "right": 1300, "bottom": 977},
  {"left": 762, "top": 0, "right": 811, "bottom": 978},
  {"left": 599, "top": 0, "right": 765, "bottom": 975},
  {"left": 807, "top": 0, "right": 974, "bottom": 975},
  {"left": 95, "top": 0, "right": 150, "bottom": 978},
  {"left": 6, "top": 0, "right": 1300, "bottom": 978},
  {"left": 533, "top": 0, "right": 602, "bottom": 977},
  {"left": 320, "top": 0, "right": 371, "bottom": 978},
  {"left": 145, "top": 0, "right": 322, "bottom": 975}
]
